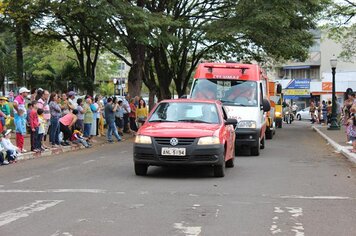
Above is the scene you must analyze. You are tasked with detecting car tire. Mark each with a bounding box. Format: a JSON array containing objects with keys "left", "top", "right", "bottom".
[
  {"left": 214, "top": 164, "right": 225, "bottom": 177},
  {"left": 134, "top": 163, "right": 148, "bottom": 176},
  {"left": 297, "top": 114, "right": 301, "bottom": 120}
]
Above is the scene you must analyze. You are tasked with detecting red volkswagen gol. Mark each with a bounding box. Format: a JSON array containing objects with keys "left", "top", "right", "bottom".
[{"left": 133, "top": 99, "right": 237, "bottom": 177}]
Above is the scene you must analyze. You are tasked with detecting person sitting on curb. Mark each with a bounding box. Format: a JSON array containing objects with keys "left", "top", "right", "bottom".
[
  {"left": 0, "top": 134, "right": 9, "bottom": 165},
  {"left": 59, "top": 109, "right": 78, "bottom": 146},
  {"left": 1, "top": 129, "right": 20, "bottom": 164},
  {"left": 71, "top": 129, "right": 91, "bottom": 148}
]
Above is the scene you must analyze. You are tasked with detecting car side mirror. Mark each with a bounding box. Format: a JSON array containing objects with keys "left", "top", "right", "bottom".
[
  {"left": 261, "top": 99, "right": 271, "bottom": 112},
  {"left": 225, "top": 118, "right": 237, "bottom": 125}
]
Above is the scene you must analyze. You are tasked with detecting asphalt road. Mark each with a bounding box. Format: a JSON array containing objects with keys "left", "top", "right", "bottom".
[{"left": 0, "top": 121, "right": 355, "bottom": 236}]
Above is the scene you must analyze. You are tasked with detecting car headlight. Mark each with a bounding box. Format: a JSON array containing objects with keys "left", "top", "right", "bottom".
[
  {"left": 275, "top": 112, "right": 282, "bottom": 117},
  {"left": 135, "top": 135, "right": 152, "bottom": 144},
  {"left": 237, "top": 120, "right": 256, "bottom": 129},
  {"left": 197, "top": 136, "right": 220, "bottom": 145}
]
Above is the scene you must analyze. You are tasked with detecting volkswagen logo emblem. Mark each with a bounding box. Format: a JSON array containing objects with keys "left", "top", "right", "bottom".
[{"left": 170, "top": 138, "right": 179, "bottom": 146}]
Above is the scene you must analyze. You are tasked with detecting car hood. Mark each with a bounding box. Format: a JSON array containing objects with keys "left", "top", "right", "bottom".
[{"left": 139, "top": 122, "right": 220, "bottom": 138}]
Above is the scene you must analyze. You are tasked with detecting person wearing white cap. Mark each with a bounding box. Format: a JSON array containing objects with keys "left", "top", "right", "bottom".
[
  {"left": 67, "top": 91, "right": 77, "bottom": 110},
  {"left": 14, "top": 87, "right": 30, "bottom": 115},
  {"left": 13, "top": 87, "right": 30, "bottom": 151},
  {"left": 1, "top": 129, "right": 20, "bottom": 164}
]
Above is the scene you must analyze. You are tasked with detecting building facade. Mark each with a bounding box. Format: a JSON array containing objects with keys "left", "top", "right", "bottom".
[{"left": 273, "top": 29, "right": 356, "bottom": 110}]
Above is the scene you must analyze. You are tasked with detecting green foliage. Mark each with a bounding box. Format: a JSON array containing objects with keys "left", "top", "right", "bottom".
[
  {"left": 322, "top": 0, "right": 356, "bottom": 61},
  {"left": 99, "top": 82, "right": 114, "bottom": 96},
  {"left": 23, "top": 40, "right": 81, "bottom": 91}
]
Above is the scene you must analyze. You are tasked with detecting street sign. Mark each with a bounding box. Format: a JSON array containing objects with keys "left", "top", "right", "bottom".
[
  {"left": 322, "top": 82, "right": 332, "bottom": 91},
  {"left": 284, "top": 79, "right": 311, "bottom": 99}
]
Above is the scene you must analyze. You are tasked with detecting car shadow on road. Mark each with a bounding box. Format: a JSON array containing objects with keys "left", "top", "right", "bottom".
[{"left": 143, "top": 166, "right": 227, "bottom": 179}]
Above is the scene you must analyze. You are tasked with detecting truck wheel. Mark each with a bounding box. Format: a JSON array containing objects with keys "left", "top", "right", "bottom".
[
  {"left": 266, "top": 129, "right": 273, "bottom": 139},
  {"left": 260, "top": 136, "right": 265, "bottom": 150},
  {"left": 251, "top": 139, "right": 260, "bottom": 156},
  {"left": 134, "top": 163, "right": 148, "bottom": 176}
]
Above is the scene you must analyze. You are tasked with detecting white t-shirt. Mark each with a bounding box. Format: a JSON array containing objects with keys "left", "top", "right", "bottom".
[{"left": 68, "top": 98, "right": 78, "bottom": 109}]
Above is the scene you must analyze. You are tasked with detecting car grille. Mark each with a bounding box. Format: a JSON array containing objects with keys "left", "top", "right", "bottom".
[
  {"left": 154, "top": 137, "right": 196, "bottom": 146},
  {"left": 158, "top": 155, "right": 189, "bottom": 161},
  {"left": 135, "top": 153, "right": 155, "bottom": 160}
]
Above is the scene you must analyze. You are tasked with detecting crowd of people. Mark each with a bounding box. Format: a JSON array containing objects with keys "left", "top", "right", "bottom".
[
  {"left": 0, "top": 87, "right": 149, "bottom": 165},
  {"left": 308, "top": 88, "right": 356, "bottom": 153}
]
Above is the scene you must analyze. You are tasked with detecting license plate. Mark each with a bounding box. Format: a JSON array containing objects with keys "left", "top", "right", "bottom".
[{"left": 161, "top": 147, "right": 186, "bottom": 156}]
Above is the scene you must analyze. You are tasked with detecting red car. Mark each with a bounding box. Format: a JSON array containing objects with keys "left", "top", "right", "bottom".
[{"left": 133, "top": 99, "right": 237, "bottom": 177}]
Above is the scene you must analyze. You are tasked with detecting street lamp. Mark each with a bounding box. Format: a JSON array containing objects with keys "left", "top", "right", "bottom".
[
  {"left": 113, "top": 78, "right": 117, "bottom": 96},
  {"left": 328, "top": 56, "right": 340, "bottom": 130}
]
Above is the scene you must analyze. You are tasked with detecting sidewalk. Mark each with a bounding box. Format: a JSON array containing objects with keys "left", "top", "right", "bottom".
[
  {"left": 312, "top": 124, "right": 356, "bottom": 164},
  {"left": 8, "top": 131, "right": 134, "bottom": 162}
]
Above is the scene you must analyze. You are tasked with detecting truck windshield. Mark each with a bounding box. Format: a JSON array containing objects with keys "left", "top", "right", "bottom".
[{"left": 191, "top": 79, "right": 258, "bottom": 107}]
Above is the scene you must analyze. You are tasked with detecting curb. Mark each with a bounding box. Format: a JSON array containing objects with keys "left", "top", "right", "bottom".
[
  {"left": 312, "top": 126, "right": 356, "bottom": 164},
  {"left": 16, "top": 144, "right": 88, "bottom": 161}
]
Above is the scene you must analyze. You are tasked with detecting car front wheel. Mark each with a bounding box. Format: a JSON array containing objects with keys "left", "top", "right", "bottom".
[
  {"left": 134, "top": 163, "right": 148, "bottom": 176},
  {"left": 214, "top": 164, "right": 225, "bottom": 177},
  {"left": 297, "top": 114, "right": 301, "bottom": 120}
]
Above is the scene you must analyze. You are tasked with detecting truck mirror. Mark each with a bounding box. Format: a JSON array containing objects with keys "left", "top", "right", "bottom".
[{"left": 262, "top": 99, "right": 271, "bottom": 112}]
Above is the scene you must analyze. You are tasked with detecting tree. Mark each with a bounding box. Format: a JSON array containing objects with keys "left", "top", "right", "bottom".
[
  {"left": 137, "top": 0, "right": 329, "bottom": 98},
  {"left": 0, "top": 26, "right": 16, "bottom": 94},
  {"left": 324, "top": 0, "right": 356, "bottom": 61},
  {"left": 23, "top": 40, "right": 81, "bottom": 92},
  {"left": 37, "top": 0, "right": 107, "bottom": 95},
  {"left": 1, "top": 0, "right": 46, "bottom": 86}
]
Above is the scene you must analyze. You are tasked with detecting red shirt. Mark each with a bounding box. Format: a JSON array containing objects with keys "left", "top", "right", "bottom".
[{"left": 30, "top": 109, "right": 39, "bottom": 130}]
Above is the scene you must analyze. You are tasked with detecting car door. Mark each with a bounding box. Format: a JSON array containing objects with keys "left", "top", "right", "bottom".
[{"left": 302, "top": 107, "right": 310, "bottom": 120}]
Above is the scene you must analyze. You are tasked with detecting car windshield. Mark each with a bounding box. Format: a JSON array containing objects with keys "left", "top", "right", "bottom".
[
  {"left": 191, "top": 79, "right": 258, "bottom": 107},
  {"left": 149, "top": 102, "right": 220, "bottom": 124}
]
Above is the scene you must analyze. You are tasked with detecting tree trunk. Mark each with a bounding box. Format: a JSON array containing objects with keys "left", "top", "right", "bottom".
[
  {"left": 153, "top": 46, "right": 172, "bottom": 99},
  {"left": 127, "top": 44, "right": 145, "bottom": 97},
  {"left": 15, "top": 24, "right": 24, "bottom": 86}
]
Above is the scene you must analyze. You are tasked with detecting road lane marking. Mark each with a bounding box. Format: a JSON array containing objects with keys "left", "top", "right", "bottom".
[
  {"left": 50, "top": 231, "right": 73, "bottom": 236},
  {"left": 174, "top": 222, "right": 201, "bottom": 236},
  {"left": 82, "top": 160, "right": 96, "bottom": 165},
  {"left": 280, "top": 195, "right": 351, "bottom": 200},
  {"left": 0, "top": 189, "right": 107, "bottom": 194},
  {"left": 13, "top": 175, "right": 40, "bottom": 184},
  {"left": 0, "top": 200, "right": 63, "bottom": 227},
  {"left": 53, "top": 167, "right": 71, "bottom": 173},
  {"left": 270, "top": 207, "right": 304, "bottom": 235}
]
